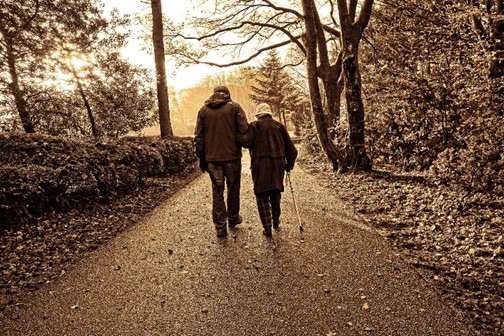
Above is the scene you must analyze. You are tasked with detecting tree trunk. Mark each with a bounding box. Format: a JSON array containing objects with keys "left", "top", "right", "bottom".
[
  {"left": 5, "top": 39, "right": 35, "bottom": 133},
  {"left": 342, "top": 43, "right": 371, "bottom": 171},
  {"left": 151, "top": 0, "right": 173, "bottom": 138},
  {"left": 337, "top": 0, "right": 374, "bottom": 172},
  {"left": 302, "top": 0, "right": 346, "bottom": 171},
  {"left": 321, "top": 55, "right": 344, "bottom": 138},
  {"left": 71, "top": 63, "right": 98, "bottom": 137}
]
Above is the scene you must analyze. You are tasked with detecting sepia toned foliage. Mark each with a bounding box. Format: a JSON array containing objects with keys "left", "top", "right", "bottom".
[
  {"left": 0, "top": 0, "right": 157, "bottom": 137},
  {"left": 0, "top": 133, "right": 197, "bottom": 229},
  {"left": 362, "top": 0, "right": 503, "bottom": 195},
  {"left": 0, "top": 0, "right": 106, "bottom": 133}
]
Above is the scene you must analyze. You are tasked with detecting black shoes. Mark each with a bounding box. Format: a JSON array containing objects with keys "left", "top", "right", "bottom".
[
  {"left": 216, "top": 229, "right": 227, "bottom": 238},
  {"left": 273, "top": 219, "right": 280, "bottom": 230},
  {"left": 263, "top": 226, "right": 272, "bottom": 238},
  {"left": 228, "top": 215, "right": 243, "bottom": 228}
]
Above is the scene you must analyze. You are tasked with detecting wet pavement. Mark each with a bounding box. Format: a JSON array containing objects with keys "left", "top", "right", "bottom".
[{"left": 0, "top": 153, "right": 475, "bottom": 335}]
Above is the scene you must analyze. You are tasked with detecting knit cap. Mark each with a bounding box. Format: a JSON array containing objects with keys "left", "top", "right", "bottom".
[{"left": 254, "top": 103, "right": 272, "bottom": 117}]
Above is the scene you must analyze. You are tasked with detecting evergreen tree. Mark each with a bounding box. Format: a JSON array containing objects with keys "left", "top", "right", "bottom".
[{"left": 249, "top": 50, "right": 296, "bottom": 125}]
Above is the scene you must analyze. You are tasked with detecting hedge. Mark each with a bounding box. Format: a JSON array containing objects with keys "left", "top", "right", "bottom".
[{"left": 0, "top": 133, "right": 197, "bottom": 228}]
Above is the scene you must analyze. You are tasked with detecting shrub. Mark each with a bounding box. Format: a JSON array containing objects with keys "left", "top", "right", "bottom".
[{"left": 0, "top": 133, "right": 197, "bottom": 229}]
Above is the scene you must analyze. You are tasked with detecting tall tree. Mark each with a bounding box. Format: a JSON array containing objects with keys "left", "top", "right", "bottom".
[
  {"left": 150, "top": 0, "right": 173, "bottom": 138},
  {"left": 336, "top": 0, "right": 374, "bottom": 170},
  {"left": 0, "top": 0, "right": 41, "bottom": 133},
  {"left": 300, "top": 0, "right": 374, "bottom": 171}
]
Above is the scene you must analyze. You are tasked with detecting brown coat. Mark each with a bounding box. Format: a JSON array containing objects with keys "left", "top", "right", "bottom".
[
  {"left": 194, "top": 93, "right": 249, "bottom": 162},
  {"left": 241, "top": 115, "right": 297, "bottom": 194}
]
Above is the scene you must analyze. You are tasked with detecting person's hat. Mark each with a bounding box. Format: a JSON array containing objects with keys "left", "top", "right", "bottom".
[
  {"left": 255, "top": 103, "right": 272, "bottom": 117},
  {"left": 214, "top": 86, "right": 230, "bottom": 94},
  {"left": 213, "top": 85, "right": 230, "bottom": 99}
]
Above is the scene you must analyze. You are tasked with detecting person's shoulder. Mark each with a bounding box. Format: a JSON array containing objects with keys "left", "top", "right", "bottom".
[
  {"left": 198, "top": 105, "right": 208, "bottom": 114},
  {"left": 270, "top": 118, "right": 285, "bottom": 127},
  {"left": 227, "top": 101, "right": 245, "bottom": 109}
]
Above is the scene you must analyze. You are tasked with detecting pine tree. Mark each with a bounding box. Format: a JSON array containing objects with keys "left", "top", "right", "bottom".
[{"left": 249, "top": 50, "right": 295, "bottom": 125}]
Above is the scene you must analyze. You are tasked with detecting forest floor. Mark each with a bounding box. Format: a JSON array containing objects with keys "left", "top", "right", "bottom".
[
  {"left": 299, "top": 151, "right": 502, "bottom": 336},
  {"left": 0, "top": 149, "right": 502, "bottom": 335}
]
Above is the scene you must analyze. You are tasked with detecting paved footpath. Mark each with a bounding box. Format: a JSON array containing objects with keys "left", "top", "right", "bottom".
[{"left": 1, "top": 154, "right": 475, "bottom": 336}]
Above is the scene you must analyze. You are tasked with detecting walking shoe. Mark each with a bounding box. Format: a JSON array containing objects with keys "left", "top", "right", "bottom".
[
  {"left": 216, "top": 229, "right": 227, "bottom": 238},
  {"left": 263, "top": 226, "right": 272, "bottom": 238},
  {"left": 228, "top": 215, "right": 243, "bottom": 228},
  {"left": 273, "top": 219, "right": 280, "bottom": 230}
]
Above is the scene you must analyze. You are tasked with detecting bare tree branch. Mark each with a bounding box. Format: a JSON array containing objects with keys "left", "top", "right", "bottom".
[{"left": 179, "top": 37, "right": 302, "bottom": 67}]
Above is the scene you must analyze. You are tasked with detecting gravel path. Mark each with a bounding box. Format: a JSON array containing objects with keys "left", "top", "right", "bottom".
[{"left": 0, "top": 154, "right": 475, "bottom": 336}]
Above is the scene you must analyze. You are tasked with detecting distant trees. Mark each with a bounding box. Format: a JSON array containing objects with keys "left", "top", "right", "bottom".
[
  {"left": 0, "top": 0, "right": 157, "bottom": 137},
  {"left": 249, "top": 50, "right": 306, "bottom": 128},
  {"left": 170, "top": 67, "right": 258, "bottom": 135}
]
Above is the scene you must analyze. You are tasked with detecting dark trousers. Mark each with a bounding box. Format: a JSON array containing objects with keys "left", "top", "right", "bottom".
[
  {"left": 207, "top": 160, "right": 242, "bottom": 230},
  {"left": 255, "top": 190, "right": 281, "bottom": 229}
]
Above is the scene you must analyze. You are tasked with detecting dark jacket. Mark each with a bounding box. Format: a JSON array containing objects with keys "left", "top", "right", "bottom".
[
  {"left": 194, "top": 93, "right": 249, "bottom": 162},
  {"left": 241, "top": 115, "right": 298, "bottom": 194}
]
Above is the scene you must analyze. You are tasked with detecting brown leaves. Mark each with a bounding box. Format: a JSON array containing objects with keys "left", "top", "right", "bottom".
[
  {"left": 0, "top": 155, "right": 201, "bottom": 312},
  {"left": 299, "top": 151, "right": 503, "bottom": 336},
  {"left": 0, "top": 134, "right": 198, "bottom": 229}
]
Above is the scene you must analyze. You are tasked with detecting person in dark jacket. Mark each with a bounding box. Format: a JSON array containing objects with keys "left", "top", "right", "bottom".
[
  {"left": 240, "top": 103, "right": 297, "bottom": 237},
  {"left": 194, "top": 86, "right": 249, "bottom": 238}
]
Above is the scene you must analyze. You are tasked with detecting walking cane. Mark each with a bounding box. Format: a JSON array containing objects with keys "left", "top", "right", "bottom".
[{"left": 286, "top": 172, "right": 304, "bottom": 239}]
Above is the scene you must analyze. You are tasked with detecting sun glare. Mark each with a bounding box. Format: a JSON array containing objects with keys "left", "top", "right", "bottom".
[
  {"left": 66, "top": 55, "right": 89, "bottom": 72},
  {"left": 46, "top": 50, "right": 95, "bottom": 91}
]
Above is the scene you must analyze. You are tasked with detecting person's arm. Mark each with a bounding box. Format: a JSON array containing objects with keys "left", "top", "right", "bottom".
[
  {"left": 237, "top": 123, "right": 255, "bottom": 149},
  {"left": 284, "top": 126, "right": 298, "bottom": 172},
  {"left": 194, "top": 107, "right": 208, "bottom": 172},
  {"left": 235, "top": 103, "right": 249, "bottom": 134}
]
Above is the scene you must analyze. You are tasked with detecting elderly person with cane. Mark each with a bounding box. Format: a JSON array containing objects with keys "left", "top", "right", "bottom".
[{"left": 240, "top": 103, "right": 298, "bottom": 237}]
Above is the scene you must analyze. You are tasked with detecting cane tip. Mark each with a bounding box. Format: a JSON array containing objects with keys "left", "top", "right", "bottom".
[{"left": 299, "top": 226, "right": 304, "bottom": 232}]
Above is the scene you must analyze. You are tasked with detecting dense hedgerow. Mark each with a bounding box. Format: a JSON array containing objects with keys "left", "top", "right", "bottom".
[
  {"left": 360, "top": 1, "right": 503, "bottom": 197},
  {"left": 0, "top": 133, "right": 197, "bottom": 228}
]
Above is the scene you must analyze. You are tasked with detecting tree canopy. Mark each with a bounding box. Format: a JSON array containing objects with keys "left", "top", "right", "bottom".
[{"left": 0, "top": 0, "right": 157, "bottom": 137}]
